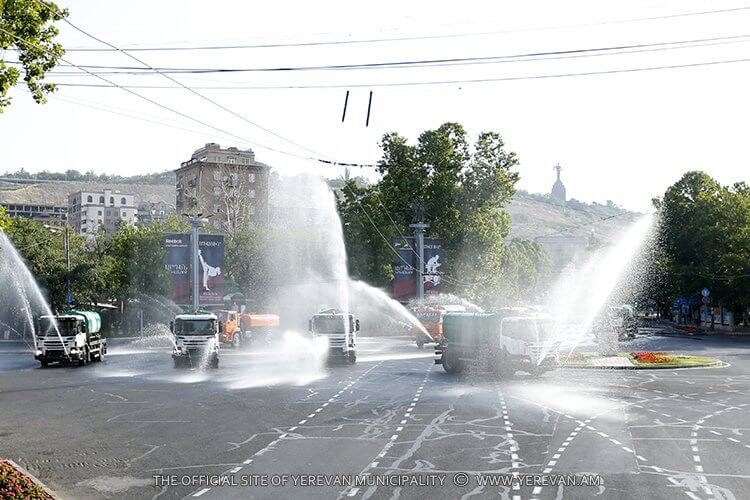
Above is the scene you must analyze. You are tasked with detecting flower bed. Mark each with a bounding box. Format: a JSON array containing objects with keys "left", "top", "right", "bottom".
[
  {"left": 0, "top": 460, "right": 53, "bottom": 499},
  {"left": 630, "top": 351, "right": 671, "bottom": 363}
]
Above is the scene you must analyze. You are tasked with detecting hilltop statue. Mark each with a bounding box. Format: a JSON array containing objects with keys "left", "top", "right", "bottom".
[{"left": 551, "top": 163, "right": 567, "bottom": 202}]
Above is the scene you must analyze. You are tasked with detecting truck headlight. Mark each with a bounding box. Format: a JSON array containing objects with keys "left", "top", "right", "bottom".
[
  {"left": 70, "top": 348, "right": 78, "bottom": 354},
  {"left": 35, "top": 350, "right": 42, "bottom": 356}
]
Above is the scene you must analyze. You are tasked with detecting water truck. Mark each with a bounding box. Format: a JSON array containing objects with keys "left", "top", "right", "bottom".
[
  {"left": 35, "top": 311, "right": 107, "bottom": 367},
  {"left": 410, "top": 304, "right": 466, "bottom": 348},
  {"left": 594, "top": 305, "right": 638, "bottom": 341},
  {"left": 215, "top": 309, "right": 280, "bottom": 348},
  {"left": 436, "top": 311, "right": 560, "bottom": 377},
  {"left": 308, "top": 309, "right": 359, "bottom": 364},
  {"left": 170, "top": 312, "right": 220, "bottom": 368}
]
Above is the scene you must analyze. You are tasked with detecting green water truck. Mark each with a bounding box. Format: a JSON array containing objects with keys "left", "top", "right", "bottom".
[{"left": 35, "top": 311, "right": 107, "bottom": 367}]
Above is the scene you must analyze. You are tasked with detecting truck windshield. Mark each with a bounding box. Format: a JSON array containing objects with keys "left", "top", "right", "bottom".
[
  {"left": 502, "top": 319, "right": 555, "bottom": 342},
  {"left": 39, "top": 318, "right": 78, "bottom": 337},
  {"left": 313, "top": 317, "right": 349, "bottom": 333},
  {"left": 216, "top": 312, "right": 230, "bottom": 321},
  {"left": 175, "top": 320, "right": 215, "bottom": 335}
]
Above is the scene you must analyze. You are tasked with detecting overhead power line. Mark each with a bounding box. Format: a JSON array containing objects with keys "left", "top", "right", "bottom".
[
  {"left": 48, "top": 55, "right": 750, "bottom": 90},
  {"left": 0, "top": 21, "right": 374, "bottom": 169},
  {"left": 12, "top": 32, "right": 750, "bottom": 76},
  {"left": 43, "top": 5, "right": 750, "bottom": 52},
  {"left": 34, "top": 0, "right": 329, "bottom": 161}
]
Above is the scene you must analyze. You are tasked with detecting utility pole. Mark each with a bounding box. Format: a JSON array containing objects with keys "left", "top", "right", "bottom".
[
  {"left": 409, "top": 221, "right": 429, "bottom": 302},
  {"left": 64, "top": 224, "right": 71, "bottom": 307},
  {"left": 185, "top": 215, "right": 208, "bottom": 311}
]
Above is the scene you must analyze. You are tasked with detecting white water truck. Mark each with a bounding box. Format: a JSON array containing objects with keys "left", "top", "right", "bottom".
[
  {"left": 35, "top": 311, "right": 107, "bottom": 367},
  {"left": 170, "top": 312, "right": 220, "bottom": 368},
  {"left": 309, "top": 309, "right": 359, "bottom": 364}
]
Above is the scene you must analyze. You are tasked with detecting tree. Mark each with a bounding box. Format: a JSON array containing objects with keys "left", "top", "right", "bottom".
[
  {"left": 0, "top": 0, "right": 67, "bottom": 111},
  {"left": 338, "top": 123, "right": 521, "bottom": 305},
  {"left": 653, "top": 171, "right": 750, "bottom": 323}
]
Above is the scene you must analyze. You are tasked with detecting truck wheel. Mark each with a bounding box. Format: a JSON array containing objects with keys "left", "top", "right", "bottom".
[
  {"left": 232, "top": 333, "right": 242, "bottom": 349},
  {"left": 210, "top": 356, "right": 219, "bottom": 369},
  {"left": 416, "top": 339, "right": 425, "bottom": 349},
  {"left": 442, "top": 351, "right": 462, "bottom": 374},
  {"left": 40, "top": 360, "right": 48, "bottom": 368},
  {"left": 347, "top": 351, "right": 357, "bottom": 364}
]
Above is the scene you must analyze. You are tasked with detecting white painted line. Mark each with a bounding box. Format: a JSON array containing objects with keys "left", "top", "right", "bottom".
[
  {"left": 322, "top": 403, "right": 329, "bottom": 407},
  {"left": 243, "top": 459, "right": 252, "bottom": 464},
  {"left": 371, "top": 462, "right": 379, "bottom": 468},
  {"left": 229, "top": 467, "right": 242, "bottom": 473},
  {"left": 511, "top": 453, "right": 519, "bottom": 460},
  {"left": 571, "top": 432, "right": 578, "bottom": 436},
  {"left": 390, "top": 435, "right": 399, "bottom": 440},
  {"left": 548, "top": 460, "right": 557, "bottom": 466},
  {"left": 637, "top": 455, "right": 648, "bottom": 461},
  {"left": 689, "top": 439, "right": 697, "bottom": 445},
  {"left": 597, "top": 432, "right": 608, "bottom": 438},
  {"left": 401, "top": 420, "right": 407, "bottom": 424},
  {"left": 693, "top": 455, "right": 701, "bottom": 462},
  {"left": 686, "top": 492, "right": 701, "bottom": 500},
  {"left": 328, "top": 398, "right": 335, "bottom": 402},
  {"left": 696, "top": 465, "right": 704, "bottom": 472},
  {"left": 623, "top": 447, "right": 634, "bottom": 453},
  {"left": 308, "top": 414, "right": 316, "bottom": 418},
  {"left": 288, "top": 427, "right": 297, "bottom": 431},
  {"left": 728, "top": 437, "right": 740, "bottom": 443},
  {"left": 193, "top": 488, "right": 210, "bottom": 497},
  {"left": 610, "top": 439, "right": 622, "bottom": 445},
  {"left": 710, "top": 430, "right": 721, "bottom": 436},
  {"left": 543, "top": 468, "right": 552, "bottom": 473},
  {"left": 315, "top": 408, "right": 322, "bottom": 413},
  {"left": 532, "top": 486, "right": 542, "bottom": 494},
  {"left": 691, "top": 446, "right": 699, "bottom": 452},
  {"left": 298, "top": 420, "right": 307, "bottom": 425},
  {"left": 396, "top": 427, "right": 403, "bottom": 431},
  {"left": 552, "top": 454, "right": 561, "bottom": 459},
  {"left": 348, "top": 487, "right": 360, "bottom": 496},
  {"left": 410, "top": 403, "right": 416, "bottom": 407},
  {"left": 562, "top": 442, "right": 570, "bottom": 447}
]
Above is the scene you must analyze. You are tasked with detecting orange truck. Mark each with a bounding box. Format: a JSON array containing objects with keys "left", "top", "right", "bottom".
[
  {"left": 410, "top": 305, "right": 466, "bottom": 348},
  {"left": 216, "top": 309, "right": 280, "bottom": 348}
]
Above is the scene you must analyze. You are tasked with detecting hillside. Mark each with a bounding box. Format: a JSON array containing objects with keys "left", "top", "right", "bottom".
[
  {"left": 507, "top": 190, "right": 641, "bottom": 243},
  {"left": 0, "top": 179, "right": 175, "bottom": 207}
]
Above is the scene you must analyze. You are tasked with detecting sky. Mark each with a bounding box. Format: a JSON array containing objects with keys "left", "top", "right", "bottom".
[{"left": 1, "top": 0, "right": 749, "bottom": 211}]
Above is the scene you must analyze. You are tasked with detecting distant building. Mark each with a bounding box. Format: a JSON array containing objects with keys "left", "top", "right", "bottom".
[
  {"left": 0, "top": 203, "right": 67, "bottom": 224},
  {"left": 551, "top": 163, "right": 566, "bottom": 202},
  {"left": 175, "top": 143, "right": 270, "bottom": 230},
  {"left": 137, "top": 200, "right": 174, "bottom": 227},
  {"left": 68, "top": 189, "right": 137, "bottom": 236}
]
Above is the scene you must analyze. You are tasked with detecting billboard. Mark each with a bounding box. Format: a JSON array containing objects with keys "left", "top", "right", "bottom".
[
  {"left": 198, "top": 234, "right": 224, "bottom": 305},
  {"left": 392, "top": 236, "right": 444, "bottom": 300},
  {"left": 164, "top": 233, "right": 191, "bottom": 304},
  {"left": 163, "top": 233, "right": 225, "bottom": 306}
]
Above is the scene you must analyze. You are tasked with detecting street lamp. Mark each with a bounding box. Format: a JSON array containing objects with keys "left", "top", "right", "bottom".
[
  {"left": 182, "top": 214, "right": 210, "bottom": 311},
  {"left": 44, "top": 224, "right": 71, "bottom": 307}
]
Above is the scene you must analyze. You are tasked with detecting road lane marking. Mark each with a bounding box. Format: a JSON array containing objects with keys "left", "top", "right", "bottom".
[{"left": 193, "top": 488, "right": 210, "bottom": 497}]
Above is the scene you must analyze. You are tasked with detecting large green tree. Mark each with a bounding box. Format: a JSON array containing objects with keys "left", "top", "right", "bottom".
[
  {"left": 0, "top": 0, "right": 67, "bottom": 111},
  {"left": 653, "top": 171, "right": 750, "bottom": 320},
  {"left": 339, "top": 123, "right": 527, "bottom": 305}
]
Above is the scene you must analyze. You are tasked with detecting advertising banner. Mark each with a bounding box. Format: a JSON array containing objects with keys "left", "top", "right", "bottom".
[
  {"left": 164, "top": 233, "right": 191, "bottom": 304},
  {"left": 391, "top": 236, "right": 444, "bottom": 300},
  {"left": 198, "top": 234, "right": 224, "bottom": 305}
]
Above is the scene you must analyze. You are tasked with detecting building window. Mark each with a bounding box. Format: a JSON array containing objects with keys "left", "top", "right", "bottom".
[
  {"left": 228, "top": 158, "right": 235, "bottom": 164},
  {"left": 110, "top": 197, "right": 114, "bottom": 205},
  {"left": 249, "top": 189, "right": 256, "bottom": 198},
  {"left": 87, "top": 195, "right": 93, "bottom": 203},
  {"left": 121, "top": 197, "right": 126, "bottom": 205},
  {"left": 248, "top": 173, "right": 256, "bottom": 183},
  {"left": 98, "top": 210, "right": 102, "bottom": 216},
  {"left": 213, "top": 187, "right": 221, "bottom": 196},
  {"left": 213, "top": 204, "right": 220, "bottom": 213},
  {"left": 213, "top": 171, "right": 221, "bottom": 181},
  {"left": 99, "top": 196, "right": 104, "bottom": 204},
  {"left": 121, "top": 211, "right": 127, "bottom": 218}
]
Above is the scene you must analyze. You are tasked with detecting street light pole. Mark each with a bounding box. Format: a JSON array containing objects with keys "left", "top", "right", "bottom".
[
  {"left": 409, "top": 221, "right": 429, "bottom": 302},
  {"left": 64, "top": 224, "right": 71, "bottom": 307},
  {"left": 184, "top": 215, "right": 208, "bottom": 311}
]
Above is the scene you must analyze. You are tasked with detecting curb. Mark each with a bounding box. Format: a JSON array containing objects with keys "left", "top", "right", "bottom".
[
  {"left": 5, "top": 459, "right": 58, "bottom": 499},
  {"left": 561, "top": 360, "right": 724, "bottom": 370}
]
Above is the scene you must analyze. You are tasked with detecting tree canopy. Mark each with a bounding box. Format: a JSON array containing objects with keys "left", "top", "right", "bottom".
[{"left": 0, "top": 0, "right": 67, "bottom": 112}]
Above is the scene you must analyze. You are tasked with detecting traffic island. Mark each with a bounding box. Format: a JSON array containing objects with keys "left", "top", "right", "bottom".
[
  {"left": 0, "top": 459, "right": 55, "bottom": 499},
  {"left": 561, "top": 351, "right": 722, "bottom": 369}
]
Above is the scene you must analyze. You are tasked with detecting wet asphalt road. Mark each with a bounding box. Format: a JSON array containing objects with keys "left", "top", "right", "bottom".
[{"left": 1, "top": 329, "right": 749, "bottom": 500}]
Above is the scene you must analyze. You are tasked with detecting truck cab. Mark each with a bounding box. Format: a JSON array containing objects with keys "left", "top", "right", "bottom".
[
  {"left": 170, "top": 313, "right": 220, "bottom": 368},
  {"left": 216, "top": 309, "right": 240, "bottom": 347},
  {"left": 309, "top": 309, "right": 359, "bottom": 364},
  {"left": 411, "top": 304, "right": 466, "bottom": 348},
  {"left": 35, "top": 311, "right": 107, "bottom": 367}
]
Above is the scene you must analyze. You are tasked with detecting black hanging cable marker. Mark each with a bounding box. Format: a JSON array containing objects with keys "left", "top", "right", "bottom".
[
  {"left": 341, "top": 90, "right": 350, "bottom": 122},
  {"left": 365, "top": 91, "right": 373, "bottom": 127}
]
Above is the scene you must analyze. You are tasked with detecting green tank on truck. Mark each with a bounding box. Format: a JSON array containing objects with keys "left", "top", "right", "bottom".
[
  {"left": 436, "top": 310, "right": 560, "bottom": 377},
  {"left": 34, "top": 310, "right": 107, "bottom": 367}
]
